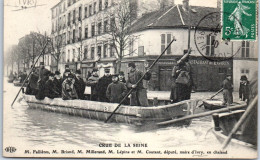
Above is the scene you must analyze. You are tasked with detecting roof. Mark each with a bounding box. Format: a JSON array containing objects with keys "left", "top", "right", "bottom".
[{"left": 130, "top": 5, "right": 220, "bottom": 33}]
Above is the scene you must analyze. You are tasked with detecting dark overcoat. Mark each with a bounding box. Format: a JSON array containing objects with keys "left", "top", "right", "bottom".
[
  {"left": 44, "top": 79, "right": 60, "bottom": 99},
  {"left": 96, "top": 75, "right": 112, "bottom": 102},
  {"left": 106, "top": 81, "right": 127, "bottom": 103},
  {"left": 74, "top": 77, "right": 86, "bottom": 100}
]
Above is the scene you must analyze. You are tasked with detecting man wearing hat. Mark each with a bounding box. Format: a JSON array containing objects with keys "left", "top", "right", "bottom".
[
  {"left": 62, "top": 73, "right": 78, "bottom": 100},
  {"left": 35, "top": 70, "right": 50, "bottom": 100},
  {"left": 118, "top": 71, "right": 126, "bottom": 83},
  {"left": 38, "top": 62, "right": 49, "bottom": 81},
  {"left": 74, "top": 70, "right": 86, "bottom": 100},
  {"left": 25, "top": 67, "right": 39, "bottom": 95},
  {"left": 96, "top": 68, "right": 112, "bottom": 102},
  {"left": 44, "top": 73, "right": 60, "bottom": 99},
  {"left": 239, "top": 75, "right": 250, "bottom": 102},
  {"left": 53, "top": 71, "right": 62, "bottom": 97},
  {"left": 86, "top": 68, "right": 99, "bottom": 101},
  {"left": 63, "top": 64, "right": 71, "bottom": 81},
  {"left": 126, "top": 62, "right": 151, "bottom": 106},
  {"left": 106, "top": 74, "right": 127, "bottom": 103},
  {"left": 222, "top": 73, "right": 233, "bottom": 105}
]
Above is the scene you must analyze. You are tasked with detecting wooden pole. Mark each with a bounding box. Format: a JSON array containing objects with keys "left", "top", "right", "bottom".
[
  {"left": 157, "top": 103, "right": 247, "bottom": 126},
  {"left": 222, "top": 95, "right": 258, "bottom": 149},
  {"left": 11, "top": 39, "right": 49, "bottom": 107},
  {"left": 105, "top": 37, "right": 177, "bottom": 123}
]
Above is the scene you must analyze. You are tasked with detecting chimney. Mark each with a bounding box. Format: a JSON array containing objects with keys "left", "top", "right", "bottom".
[{"left": 182, "top": 0, "right": 189, "bottom": 11}]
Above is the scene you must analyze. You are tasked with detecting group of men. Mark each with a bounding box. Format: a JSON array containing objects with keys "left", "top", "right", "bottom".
[{"left": 25, "top": 62, "right": 151, "bottom": 107}]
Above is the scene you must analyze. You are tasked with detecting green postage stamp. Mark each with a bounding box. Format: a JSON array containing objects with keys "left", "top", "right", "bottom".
[{"left": 222, "top": 0, "right": 257, "bottom": 40}]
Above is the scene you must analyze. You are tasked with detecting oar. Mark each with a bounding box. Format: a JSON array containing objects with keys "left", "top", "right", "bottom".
[
  {"left": 222, "top": 95, "right": 258, "bottom": 149},
  {"left": 11, "top": 39, "right": 49, "bottom": 107},
  {"left": 157, "top": 103, "right": 247, "bottom": 126},
  {"left": 197, "top": 88, "right": 224, "bottom": 108},
  {"left": 105, "top": 37, "right": 178, "bottom": 123}
]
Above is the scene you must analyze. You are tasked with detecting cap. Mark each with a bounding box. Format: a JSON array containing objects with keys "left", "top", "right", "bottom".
[
  {"left": 104, "top": 68, "right": 110, "bottom": 73},
  {"left": 40, "top": 62, "right": 44, "bottom": 65},
  {"left": 128, "top": 62, "right": 136, "bottom": 68},
  {"left": 240, "top": 75, "right": 248, "bottom": 80},
  {"left": 111, "top": 74, "right": 119, "bottom": 77},
  {"left": 76, "top": 70, "right": 81, "bottom": 74},
  {"left": 119, "top": 71, "right": 124, "bottom": 76},
  {"left": 55, "top": 71, "right": 61, "bottom": 75}
]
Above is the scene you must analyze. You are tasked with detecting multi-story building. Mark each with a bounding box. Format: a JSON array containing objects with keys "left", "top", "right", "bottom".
[{"left": 51, "top": 0, "right": 257, "bottom": 91}]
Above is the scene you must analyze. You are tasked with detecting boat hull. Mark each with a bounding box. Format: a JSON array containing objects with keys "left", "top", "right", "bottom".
[
  {"left": 203, "top": 99, "right": 225, "bottom": 110},
  {"left": 23, "top": 95, "right": 198, "bottom": 125}
]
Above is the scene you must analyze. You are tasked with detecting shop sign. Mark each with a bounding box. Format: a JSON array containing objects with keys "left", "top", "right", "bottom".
[{"left": 189, "top": 60, "right": 230, "bottom": 66}]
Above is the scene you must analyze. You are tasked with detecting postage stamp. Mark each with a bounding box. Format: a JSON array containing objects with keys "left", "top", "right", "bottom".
[{"left": 222, "top": 0, "right": 257, "bottom": 40}]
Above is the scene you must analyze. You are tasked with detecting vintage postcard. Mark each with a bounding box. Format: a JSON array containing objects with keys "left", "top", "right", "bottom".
[{"left": 3, "top": 0, "right": 258, "bottom": 159}]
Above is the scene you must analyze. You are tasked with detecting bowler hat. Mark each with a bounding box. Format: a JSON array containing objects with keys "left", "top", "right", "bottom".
[
  {"left": 40, "top": 62, "right": 44, "bottom": 65},
  {"left": 68, "top": 73, "right": 74, "bottom": 78},
  {"left": 240, "top": 75, "right": 248, "bottom": 81},
  {"left": 128, "top": 62, "right": 136, "bottom": 68},
  {"left": 111, "top": 74, "right": 119, "bottom": 77},
  {"left": 104, "top": 68, "right": 110, "bottom": 73},
  {"left": 65, "top": 69, "right": 70, "bottom": 73},
  {"left": 76, "top": 70, "right": 81, "bottom": 74},
  {"left": 65, "top": 64, "right": 69, "bottom": 68},
  {"left": 49, "top": 73, "right": 55, "bottom": 77},
  {"left": 92, "top": 68, "right": 98, "bottom": 72},
  {"left": 119, "top": 71, "right": 124, "bottom": 76},
  {"left": 55, "top": 71, "right": 61, "bottom": 75}
]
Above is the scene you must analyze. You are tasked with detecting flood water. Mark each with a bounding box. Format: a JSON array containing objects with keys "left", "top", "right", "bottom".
[{"left": 3, "top": 77, "right": 257, "bottom": 158}]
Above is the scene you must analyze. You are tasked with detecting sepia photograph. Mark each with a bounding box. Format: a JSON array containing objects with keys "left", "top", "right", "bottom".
[{"left": 3, "top": 0, "right": 258, "bottom": 158}]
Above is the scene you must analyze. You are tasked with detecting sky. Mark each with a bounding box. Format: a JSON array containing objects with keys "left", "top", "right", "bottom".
[{"left": 3, "top": 0, "right": 217, "bottom": 53}]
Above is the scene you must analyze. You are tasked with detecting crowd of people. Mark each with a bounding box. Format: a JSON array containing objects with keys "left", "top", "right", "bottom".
[{"left": 24, "top": 62, "right": 151, "bottom": 107}]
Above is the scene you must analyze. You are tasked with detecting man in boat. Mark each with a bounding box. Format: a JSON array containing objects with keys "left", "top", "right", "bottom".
[
  {"left": 62, "top": 73, "right": 78, "bottom": 100},
  {"left": 126, "top": 62, "right": 151, "bottom": 107},
  {"left": 222, "top": 73, "right": 233, "bottom": 105},
  {"left": 74, "top": 70, "right": 86, "bottom": 100},
  {"left": 62, "top": 65, "right": 71, "bottom": 81},
  {"left": 25, "top": 67, "right": 39, "bottom": 95},
  {"left": 38, "top": 62, "right": 49, "bottom": 82},
  {"left": 35, "top": 70, "right": 50, "bottom": 100},
  {"left": 118, "top": 71, "right": 126, "bottom": 83},
  {"left": 96, "top": 68, "right": 112, "bottom": 102},
  {"left": 106, "top": 74, "right": 127, "bottom": 103},
  {"left": 239, "top": 75, "right": 250, "bottom": 102},
  {"left": 53, "top": 71, "right": 62, "bottom": 97},
  {"left": 44, "top": 73, "right": 60, "bottom": 99},
  {"left": 171, "top": 55, "right": 193, "bottom": 102},
  {"left": 86, "top": 68, "right": 99, "bottom": 101}
]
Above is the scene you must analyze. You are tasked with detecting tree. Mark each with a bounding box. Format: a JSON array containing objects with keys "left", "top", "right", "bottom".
[{"left": 104, "top": 0, "right": 139, "bottom": 73}]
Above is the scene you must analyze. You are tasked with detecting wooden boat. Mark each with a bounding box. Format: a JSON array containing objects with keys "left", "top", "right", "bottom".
[
  {"left": 203, "top": 99, "right": 245, "bottom": 110},
  {"left": 211, "top": 110, "right": 257, "bottom": 150},
  {"left": 23, "top": 95, "right": 199, "bottom": 126}
]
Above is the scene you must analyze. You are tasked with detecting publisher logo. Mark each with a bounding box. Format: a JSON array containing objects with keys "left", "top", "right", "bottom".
[{"left": 5, "top": 146, "right": 16, "bottom": 153}]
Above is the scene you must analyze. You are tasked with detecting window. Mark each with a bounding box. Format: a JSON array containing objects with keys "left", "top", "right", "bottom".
[
  {"left": 241, "top": 69, "right": 250, "bottom": 78},
  {"left": 110, "top": 17, "right": 115, "bottom": 31},
  {"left": 110, "top": 44, "right": 115, "bottom": 57},
  {"left": 97, "top": 45, "right": 102, "bottom": 56},
  {"left": 79, "top": 27, "right": 82, "bottom": 40},
  {"left": 99, "top": 0, "right": 102, "bottom": 11},
  {"left": 93, "top": 2, "right": 97, "bottom": 14},
  {"left": 78, "top": 48, "right": 81, "bottom": 61},
  {"left": 206, "top": 35, "right": 215, "bottom": 56},
  {"left": 104, "top": 20, "right": 108, "bottom": 33},
  {"left": 218, "top": 68, "right": 227, "bottom": 74},
  {"left": 68, "top": 0, "right": 71, "bottom": 7},
  {"left": 129, "top": 40, "right": 134, "bottom": 56},
  {"left": 103, "top": 44, "right": 108, "bottom": 58},
  {"left": 161, "top": 34, "right": 171, "bottom": 54},
  {"left": 85, "top": 6, "right": 88, "bottom": 18},
  {"left": 105, "top": 0, "right": 108, "bottom": 8},
  {"left": 98, "top": 22, "right": 102, "bottom": 35},
  {"left": 68, "top": 12, "right": 71, "bottom": 26},
  {"left": 72, "top": 49, "right": 75, "bottom": 62},
  {"left": 242, "top": 41, "right": 250, "bottom": 58},
  {"left": 138, "top": 46, "right": 144, "bottom": 56},
  {"left": 67, "top": 31, "right": 71, "bottom": 43},
  {"left": 85, "top": 27, "right": 88, "bottom": 38},
  {"left": 91, "top": 47, "right": 95, "bottom": 59},
  {"left": 89, "top": 5, "right": 92, "bottom": 16},
  {"left": 73, "top": 29, "right": 75, "bottom": 42},
  {"left": 79, "top": 6, "right": 82, "bottom": 20},
  {"left": 73, "top": 10, "right": 76, "bottom": 23},
  {"left": 91, "top": 24, "right": 95, "bottom": 37},
  {"left": 67, "top": 49, "right": 70, "bottom": 62},
  {"left": 84, "top": 46, "right": 88, "bottom": 59}
]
